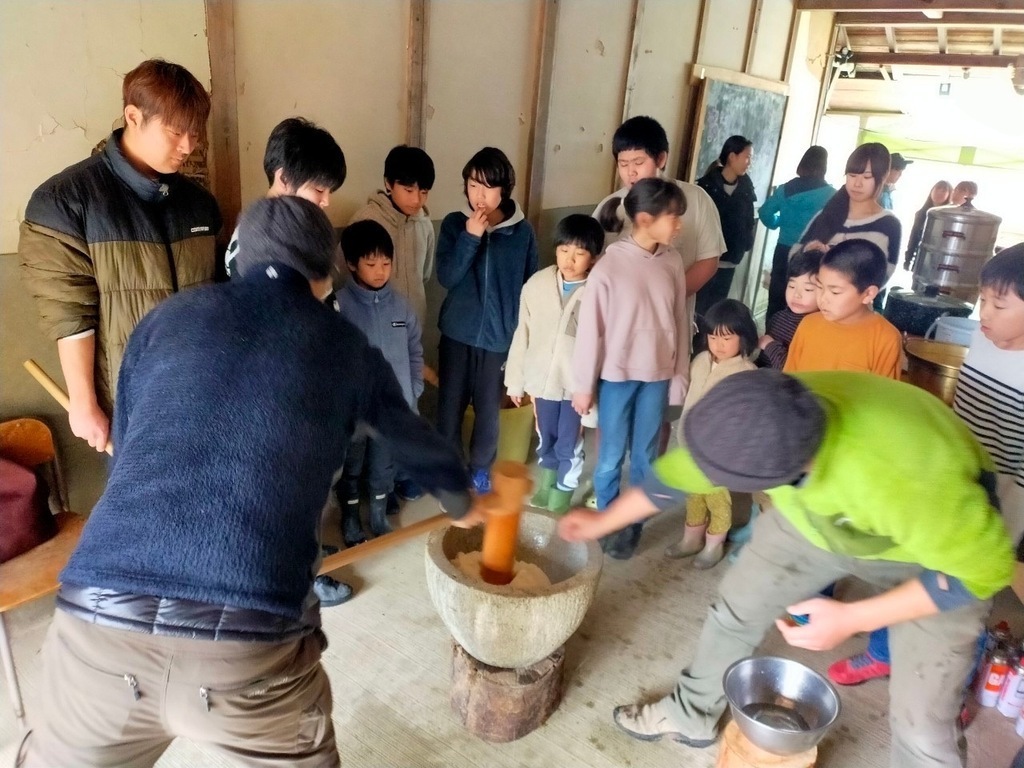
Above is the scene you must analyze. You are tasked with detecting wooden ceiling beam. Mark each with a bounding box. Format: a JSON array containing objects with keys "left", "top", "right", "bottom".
[
  {"left": 851, "top": 51, "right": 1017, "bottom": 66},
  {"left": 937, "top": 26, "right": 948, "bottom": 53},
  {"left": 993, "top": 26, "right": 1004, "bottom": 54},
  {"left": 836, "top": 11, "right": 1024, "bottom": 26},
  {"left": 800, "top": 1, "right": 1024, "bottom": 12},
  {"left": 884, "top": 25, "right": 897, "bottom": 51}
]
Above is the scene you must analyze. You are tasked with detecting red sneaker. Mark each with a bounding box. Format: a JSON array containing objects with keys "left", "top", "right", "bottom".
[{"left": 828, "top": 652, "right": 891, "bottom": 686}]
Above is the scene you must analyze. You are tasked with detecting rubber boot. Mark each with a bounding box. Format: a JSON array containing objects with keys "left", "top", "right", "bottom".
[
  {"left": 530, "top": 468, "right": 557, "bottom": 508},
  {"left": 341, "top": 495, "right": 367, "bottom": 548},
  {"left": 368, "top": 493, "right": 393, "bottom": 537},
  {"left": 546, "top": 487, "right": 574, "bottom": 516},
  {"left": 694, "top": 532, "right": 728, "bottom": 570},
  {"left": 608, "top": 523, "right": 643, "bottom": 560},
  {"left": 665, "top": 524, "right": 707, "bottom": 559}
]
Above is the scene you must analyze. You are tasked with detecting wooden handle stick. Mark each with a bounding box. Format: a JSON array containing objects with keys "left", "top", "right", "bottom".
[
  {"left": 23, "top": 359, "right": 113, "bottom": 456},
  {"left": 479, "top": 460, "right": 533, "bottom": 585},
  {"left": 318, "top": 512, "right": 450, "bottom": 574}
]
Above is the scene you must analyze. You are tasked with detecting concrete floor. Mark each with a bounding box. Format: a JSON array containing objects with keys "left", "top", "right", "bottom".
[{"left": 2, "top": 491, "right": 1023, "bottom": 768}]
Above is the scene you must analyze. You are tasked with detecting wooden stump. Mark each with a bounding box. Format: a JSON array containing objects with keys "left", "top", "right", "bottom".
[
  {"left": 716, "top": 721, "right": 818, "bottom": 768},
  {"left": 450, "top": 641, "right": 564, "bottom": 742}
]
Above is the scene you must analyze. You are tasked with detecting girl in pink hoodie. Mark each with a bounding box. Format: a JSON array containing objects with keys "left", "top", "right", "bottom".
[{"left": 572, "top": 178, "right": 690, "bottom": 559}]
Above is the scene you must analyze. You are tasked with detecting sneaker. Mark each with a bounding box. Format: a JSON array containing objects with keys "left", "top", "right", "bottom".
[
  {"left": 471, "top": 468, "right": 491, "bottom": 495},
  {"left": 827, "top": 652, "right": 891, "bottom": 686},
  {"left": 395, "top": 479, "right": 424, "bottom": 502},
  {"left": 612, "top": 701, "right": 715, "bottom": 748},
  {"left": 314, "top": 575, "right": 353, "bottom": 607}
]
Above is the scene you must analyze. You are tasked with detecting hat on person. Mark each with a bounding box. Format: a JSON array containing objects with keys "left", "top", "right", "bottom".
[
  {"left": 682, "top": 370, "right": 826, "bottom": 492},
  {"left": 890, "top": 153, "right": 913, "bottom": 171},
  {"left": 235, "top": 196, "right": 338, "bottom": 281}
]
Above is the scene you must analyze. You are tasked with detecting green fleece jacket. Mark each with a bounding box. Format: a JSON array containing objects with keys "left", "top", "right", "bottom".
[{"left": 653, "top": 371, "right": 1014, "bottom": 601}]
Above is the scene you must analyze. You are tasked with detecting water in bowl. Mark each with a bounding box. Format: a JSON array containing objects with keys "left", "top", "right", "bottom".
[{"left": 741, "top": 702, "right": 810, "bottom": 732}]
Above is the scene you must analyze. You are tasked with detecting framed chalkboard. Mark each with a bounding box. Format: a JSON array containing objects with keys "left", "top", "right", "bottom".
[{"left": 685, "top": 68, "right": 788, "bottom": 208}]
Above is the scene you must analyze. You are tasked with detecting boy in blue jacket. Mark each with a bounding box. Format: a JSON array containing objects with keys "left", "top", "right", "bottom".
[
  {"left": 436, "top": 147, "right": 539, "bottom": 493},
  {"left": 335, "top": 220, "right": 424, "bottom": 545}
]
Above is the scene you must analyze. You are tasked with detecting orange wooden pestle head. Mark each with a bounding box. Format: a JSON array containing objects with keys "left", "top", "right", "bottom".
[{"left": 479, "top": 462, "right": 533, "bottom": 585}]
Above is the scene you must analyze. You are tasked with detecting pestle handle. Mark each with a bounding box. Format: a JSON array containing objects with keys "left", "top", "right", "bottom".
[{"left": 480, "top": 461, "right": 532, "bottom": 585}]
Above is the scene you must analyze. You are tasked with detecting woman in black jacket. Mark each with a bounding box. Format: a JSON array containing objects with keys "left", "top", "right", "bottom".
[
  {"left": 695, "top": 135, "right": 756, "bottom": 318},
  {"left": 903, "top": 179, "right": 951, "bottom": 271}
]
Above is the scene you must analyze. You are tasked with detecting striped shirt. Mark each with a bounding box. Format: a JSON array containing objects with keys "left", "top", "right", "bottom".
[
  {"left": 759, "top": 307, "right": 814, "bottom": 369},
  {"left": 953, "top": 330, "right": 1024, "bottom": 543},
  {"left": 801, "top": 210, "right": 902, "bottom": 268}
]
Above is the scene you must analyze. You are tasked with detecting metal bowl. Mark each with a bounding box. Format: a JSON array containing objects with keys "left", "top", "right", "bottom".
[{"left": 723, "top": 656, "right": 841, "bottom": 756}]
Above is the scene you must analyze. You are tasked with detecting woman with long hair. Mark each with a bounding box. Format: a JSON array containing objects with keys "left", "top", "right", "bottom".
[
  {"left": 695, "top": 135, "right": 756, "bottom": 318},
  {"left": 798, "top": 143, "right": 901, "bottom": 281},
  {"left": 903, "top": 180, "right": 952, "bottom": 271},
  {"left": 759, "top": 146, "right": 834, "bottom": 318}
]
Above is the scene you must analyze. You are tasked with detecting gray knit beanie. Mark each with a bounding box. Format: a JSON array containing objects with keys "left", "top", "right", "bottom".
[
  {"left": 683, "top": 370, "right": 826, "bottom": 492},
  {"left": 236, "top": 196, "right": 338, "bottom": 281}
]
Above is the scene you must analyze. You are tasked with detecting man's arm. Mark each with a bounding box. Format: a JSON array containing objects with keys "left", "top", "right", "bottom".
[
  {"left": 57, "top": 334, "right": 109, "bottom": 451},
  {"left": 684, "top": 257, "right": 719, "bottom": 296}
]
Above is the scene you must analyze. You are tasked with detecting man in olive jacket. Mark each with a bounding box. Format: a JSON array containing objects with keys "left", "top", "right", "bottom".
[{"left": 19, "top": 59, "right": 221, "bottom": 453}]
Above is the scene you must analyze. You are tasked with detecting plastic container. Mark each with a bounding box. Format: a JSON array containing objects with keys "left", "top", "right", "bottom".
[{"left": 925, "top": 316, "right": 980, "bottom": 347}]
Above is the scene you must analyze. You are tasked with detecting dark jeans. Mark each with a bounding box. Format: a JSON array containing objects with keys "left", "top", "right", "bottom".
[
  {"left": 534, "top": 398, "right": 584, "bottom": 490},
  {"left": 766, "top": 242, "right": 793, "bottom": 320},
  {"left": 694, "top": 266, "right": 738, "bottom": 322},
  {"left": 436, "top": 335, "right": 507, "bottom": 471},
  {"left": 339, "top": 433, "right": 394, "bottom": 497}
]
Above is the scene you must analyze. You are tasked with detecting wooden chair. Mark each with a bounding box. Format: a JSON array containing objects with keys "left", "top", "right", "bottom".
[{"left": 0, "top": 418, "right": 85, "bottom": 732}]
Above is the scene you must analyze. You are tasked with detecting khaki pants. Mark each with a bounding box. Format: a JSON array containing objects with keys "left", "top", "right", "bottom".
[
  {"left": 656, "top": 509, "right": 988, "bottom": 768},
  {"left": 23, "top": 610, "right": 339, "bottom": 768}
]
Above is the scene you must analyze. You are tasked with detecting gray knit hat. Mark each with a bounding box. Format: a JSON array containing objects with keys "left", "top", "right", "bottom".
[
  {"left": 236, "top": 196, "right": 338, "bottom": 281},
  {"left": 683, "top": 370, "right": 826, "bottom": 492}
]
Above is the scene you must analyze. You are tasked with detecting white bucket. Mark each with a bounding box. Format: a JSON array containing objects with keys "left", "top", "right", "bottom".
[{"left": 925, "top": 315, "right": 979, "bottom": 347}]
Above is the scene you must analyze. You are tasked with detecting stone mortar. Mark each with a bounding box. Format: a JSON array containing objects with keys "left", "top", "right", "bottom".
[{"left": 425, "top": 511, "right": 602, "bottom": 669}]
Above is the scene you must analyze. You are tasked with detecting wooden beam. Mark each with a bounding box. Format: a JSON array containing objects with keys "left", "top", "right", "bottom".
[
  {"left": 884, "top": 25, "right": 897, "bottom": 52},
  {"left": 812, "top": 22, "right": 842, "bottom": 145},
  {"left": 994, "top": 26, "right": 1004, "bottom": 55},
  {"left": 744, "top": 0, "right": 765, "bottom": 75},
  {"left": 205, "top": 0, "right": 242, "bottom": 238},
  {"left": 836, "top": 10, "right": 1024, "bottom": 25},
  {"left": 524, "top": 0, "right": 558, "bottom": 229},
  {"left": 405, "top": 0, "right": 428, "bottom": 147},
  {"left": 800, "top": 0, "right": 1024, "bottom": 11},
  {"left": 620, "top": 0, "right": 645, "bottom": 121},
  {"left": 852, "top": 51, "right": 1017, "bottom": 66},
  {"left": 937, "top": 26, "right": 948, "bottom": 54}
]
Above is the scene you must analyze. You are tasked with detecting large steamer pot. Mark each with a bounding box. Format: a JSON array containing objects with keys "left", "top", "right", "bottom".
[
  {"left": 905, "top": 338, "right": 967, "bottom": 406},
  {"left": 883, "top": 288, "right": 973, "bottom": 337},
  {"left": 912, "top": 200, "right": 1001, "bottom": 302}
]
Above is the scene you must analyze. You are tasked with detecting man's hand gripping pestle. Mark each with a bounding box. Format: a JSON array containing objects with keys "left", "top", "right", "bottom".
[{"left": 479, "top": 461, "right": 533, "bottom": 585}]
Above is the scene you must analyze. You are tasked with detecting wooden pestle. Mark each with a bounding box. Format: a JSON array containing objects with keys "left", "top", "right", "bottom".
[{"left": 479, "top": 461, "right": 533, "bottom": 585}]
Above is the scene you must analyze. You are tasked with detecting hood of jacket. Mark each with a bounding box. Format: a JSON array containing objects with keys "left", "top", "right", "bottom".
[{"left": 365, "top": 190, "right": 431, "bottom": 227}]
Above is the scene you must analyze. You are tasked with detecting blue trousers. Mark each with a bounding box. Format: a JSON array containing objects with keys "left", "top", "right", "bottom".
[
  {"left": 534, "top": 398, "right": 584, "bottom": 490},
  {"left": 593, "top": 379, "right": 669, "bottom": 510},
  {"left": 867, "top": 627, "right": 890, "bottom": 664}
]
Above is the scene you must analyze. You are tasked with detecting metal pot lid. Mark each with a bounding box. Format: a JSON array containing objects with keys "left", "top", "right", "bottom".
[
  {"left": 928, "top": 201, "right": 1002, "bottom": 226},
  {"left": 888, "top": 289, "right": 973, "bottom": 311}
]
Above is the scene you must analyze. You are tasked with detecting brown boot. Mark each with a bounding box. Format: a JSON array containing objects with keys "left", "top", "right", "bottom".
[{"left": 665, "top": 524, "right": 706, "bottom": 559}]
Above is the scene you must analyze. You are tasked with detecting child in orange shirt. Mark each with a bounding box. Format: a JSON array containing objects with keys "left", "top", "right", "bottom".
[{"left": 784, "top": 239, "right": 901, "bottom": 380}]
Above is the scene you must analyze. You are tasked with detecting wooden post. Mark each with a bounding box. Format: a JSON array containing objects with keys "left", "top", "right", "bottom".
[
  {"left": 524, "top": 0, "right": 558, "bottom": 230},
  {"left": 451, "top": 642, "right": 564, "bottom": 743},
  {"left": 406, "top": 0, "right": 428, "bottom": 147},
  {"left": 204, "top": 0, "right": 242, "bottom": 238},
  {"left": 715, "top": 721, "right": 818, "bottom": 768}
]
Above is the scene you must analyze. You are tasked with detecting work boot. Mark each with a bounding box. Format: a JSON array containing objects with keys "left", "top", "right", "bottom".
[
  {"left": 546, "top": 486, "right": 574, "bottom": 516},
  {"left": 612, "top": 700, "right": 716, "bottom": 748},
  {"left": 665, "top": 523, "right": 707, "bottom": 559},
  {"left": 341, "top": 495, "right": 367, "bottom": 548},
  {"left": 607, "top": 523, "right": 643, "bottom": 560},
  {"left": 694, "top": 532, "right": 728, "bottom": 570},
  {"left": 369, "top": 493, "right": 393, "bottom": 537},
  {"left": 530, "top": 468, "right": 558, "bottom": 508}
]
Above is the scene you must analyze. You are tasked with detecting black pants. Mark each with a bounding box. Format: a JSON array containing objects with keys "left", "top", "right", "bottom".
[
  {"left": 338, "top": 433, "right": 394, "bottom": 497},
  {"left": 436, "top": 335, "right": 507, "bottom": 471},
  {"left": 766, "top": 242, "right": 793, "bottom": 320},
  {"left": 694, "top": 266, "right": 738, "bottom": 322}
]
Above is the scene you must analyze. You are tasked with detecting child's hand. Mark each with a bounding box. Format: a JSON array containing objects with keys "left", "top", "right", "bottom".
[
  {"left": 509, "top": 395, "right": 523, "bottom": 407},
  {"left": 758, "top": 334, "right": 774, "bottom": 350},
  {"left": 774, "top": 597, "right": 858, "bottom": 651},
  {"left": 423, "top": 364, "right": 440, "bottom": 388},
  {"left": 571, "top": 393, "right": 593, "bottom": 416},
  {"left": 557, "top": 509, "right": 607, "bottom": 542},
  {"left": 804, "top": 240, "right": 830, "bottom": 254},
  {"left": 466, "top": 209, "right": 488, "bottom": 238}
]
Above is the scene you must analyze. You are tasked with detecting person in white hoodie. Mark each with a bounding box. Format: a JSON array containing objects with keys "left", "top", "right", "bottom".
[{"left": 505, "top": 214, "right": 605, "bottom": 514}]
